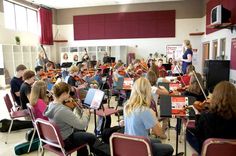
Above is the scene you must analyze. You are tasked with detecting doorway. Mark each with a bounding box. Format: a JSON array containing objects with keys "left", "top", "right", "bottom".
[
  {"left": 212, "top": 40, "right": 218, "bottom": 59},
  {"left": 203, "top": 42, "right": 210, "bottom": 60}
]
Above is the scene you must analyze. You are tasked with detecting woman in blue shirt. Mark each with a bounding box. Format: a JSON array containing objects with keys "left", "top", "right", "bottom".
[
  {"left": 124, "top": 77, "right": 173, "bottom": 156},
  {"left": 182, "top": 40, "right": 193, "bottom": 74}
]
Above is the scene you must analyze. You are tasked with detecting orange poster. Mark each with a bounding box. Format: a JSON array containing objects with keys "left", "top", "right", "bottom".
[{"left": 171, "top": 97, "right": 188, "bottom": 116}]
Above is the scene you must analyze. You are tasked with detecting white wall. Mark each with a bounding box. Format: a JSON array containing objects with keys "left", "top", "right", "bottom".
[
  {"left": 55, "top": 18, "right": 204, "bottom": 72},
  {"left": 201, "top": 15, "right": 236, "bottom": 83}
]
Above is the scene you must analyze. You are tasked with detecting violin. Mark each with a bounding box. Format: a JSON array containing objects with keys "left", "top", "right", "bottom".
[
  {"left": 140, "top": 62, "right": 148, "bottom": 72},
  {"left": 118, "top": 70, "right": 126, "bottom": 76},
  {"left": 63, "top": 98, "right": 81, "bottom": 110},
  {"left": 82, "top": 69, "right": 95, "bottom": 77},
  {"left": 74, "top": 75, "right": 86, "bottom": 84},
  {"left": 192, "top": 100, "right": 210, "bottom": 112},
  {"left": 39, "top": 72, "right": 48, "bottom": 80}
]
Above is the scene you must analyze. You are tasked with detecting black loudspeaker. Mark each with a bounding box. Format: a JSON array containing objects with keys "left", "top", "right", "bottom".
[{"left": 204, "top": 60, "right": 230, "bottom": 92}]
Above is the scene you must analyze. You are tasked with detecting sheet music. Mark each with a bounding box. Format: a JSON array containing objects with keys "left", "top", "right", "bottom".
[{"left": 90, "top": 89, "right": 104, "bottom": 109}]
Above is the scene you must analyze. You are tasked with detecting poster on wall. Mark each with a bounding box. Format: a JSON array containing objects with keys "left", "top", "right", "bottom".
[
  {"left": 166, "top": 45, "right": 183, "bottom": 60},
  {"left": 231, "top": 38, "right": 236, "bottom": 70},
  {"left": 61, "top": 52, "right": 72, "bottom": 63},
  {"left": 72, "top": 52, "right": 80, "bottom": 63}
]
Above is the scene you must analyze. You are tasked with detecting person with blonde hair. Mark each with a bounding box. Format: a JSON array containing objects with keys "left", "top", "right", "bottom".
[
  {"left": 65, "top": 65, "right": 88, "bottom": 99},
  {"left": 124, "top": 77, "right": 173, "bottom": 156},
  {"left": 36, "top": 51, "right": 48, "bottom": 67},
  {"left": 182, "top": 39, "right": 193, "bottom": 74},
  {"left": 187, "top": 81, "right": 236, "bottom": 154},
  {"left": 44, "top": 82, "right": 96, "bottom": 155},
  {"left": 146, "top": 71, "right": 169, "bottom": 139},
  {"left": 29, "top": 80, "right": 48, "bottom": 120}
]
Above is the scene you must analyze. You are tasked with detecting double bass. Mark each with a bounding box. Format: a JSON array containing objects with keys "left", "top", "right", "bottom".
[{"left": 41, "top": 45, "right": 55, "bottom": 71}]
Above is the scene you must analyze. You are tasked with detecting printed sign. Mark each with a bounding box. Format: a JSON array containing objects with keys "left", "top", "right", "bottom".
[
  {"left": 166, "top": 45, "right": 183, "bottom": 60},
  {"left": 171, "top": 97, "right": 188, "bottom": 116}
]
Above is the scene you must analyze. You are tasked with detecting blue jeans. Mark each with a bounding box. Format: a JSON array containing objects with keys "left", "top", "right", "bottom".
[
  {"left": 64, "top": 130, "right": 96, "bottom": 156},
  {"left": 150, "top": 138, "right": 174, "bottom": 156}
]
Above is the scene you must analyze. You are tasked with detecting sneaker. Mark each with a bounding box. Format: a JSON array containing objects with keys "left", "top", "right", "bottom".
[{"left": 94, "top": 130, "right": 102, "bottom": 136}]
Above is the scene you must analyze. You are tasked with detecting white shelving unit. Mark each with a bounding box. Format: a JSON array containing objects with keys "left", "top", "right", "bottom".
[
  {"left": 0, "top": 44, "right": 51, "bottom": 86},
  {"left": 60, "top": 45, "right": 128, "bottom": 64}
]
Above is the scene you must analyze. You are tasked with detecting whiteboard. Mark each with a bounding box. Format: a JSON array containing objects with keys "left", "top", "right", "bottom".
[{"left": 166, "top": 45, "right": 183, "bottom": 60}]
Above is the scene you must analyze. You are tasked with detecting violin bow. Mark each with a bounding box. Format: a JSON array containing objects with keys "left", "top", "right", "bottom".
[{"left": 192, "top": 70, "right": 208, "bottom": 100}]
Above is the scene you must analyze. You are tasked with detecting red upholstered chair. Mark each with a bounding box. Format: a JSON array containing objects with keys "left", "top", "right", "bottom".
[
  {"left": 10, "top": 90, "right": 19, "bottom": 107},
  {"left": 35, "top": 118, "right": 90, "bottom": 156},
  {"left": 109, "top": 132, "right": 153, "bottom": 156},
  {"left": 3, "top": 94, "right": 29, "bottom": 144},
  {"left": 201, "top": 138, "right": 236, "bottom": 156}
]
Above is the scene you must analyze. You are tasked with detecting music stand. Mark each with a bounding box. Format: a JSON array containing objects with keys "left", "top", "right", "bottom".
[
  {"left": 83, "top": 88, "right": 105, "bottom": 134},
  {"left": 61, "top": 62, "right": 72, "bottom": 69},
  {"left": 76, "top": 61, "right": 83, "bottom": 66},
  {"left": 102, "top": 68, "right": 110, "bottom": 77},
  {"left": 61, "top": 62, "right": 72, "bottom": 80},
  {"left": 159, "top": 95, "right": 196, "bottom": 155},
  {"left": 159, "top": 95, "right": 196, "bottom": 118},
  {"left": 162, "top": 64, "right": 172, "bottom": 71},
  {"left": 110, "top": 57, "right": 116, "bottom": 63},
  {"left": 90, "top": 61, "right": 97, "bottom": 68}
]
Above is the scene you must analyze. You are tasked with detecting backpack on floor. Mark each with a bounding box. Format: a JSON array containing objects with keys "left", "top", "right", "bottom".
[
  {"left": 93, "top": 139, "right": 110, "bottom": 156},
  {"left": 14, "top": 138, "right": 40, "bottom": 155},
  {"left": 0, "top": 119, "right": 33, "bottom": 132}
]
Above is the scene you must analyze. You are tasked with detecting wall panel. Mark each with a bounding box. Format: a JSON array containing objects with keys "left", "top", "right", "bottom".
[{"left": 74, "top": 10, "right": 175, "bottom": 40}]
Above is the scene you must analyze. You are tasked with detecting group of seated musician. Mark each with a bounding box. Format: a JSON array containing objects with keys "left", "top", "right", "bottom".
[{"left": 8, "top": 53, "right": 236, "bottom": 156}]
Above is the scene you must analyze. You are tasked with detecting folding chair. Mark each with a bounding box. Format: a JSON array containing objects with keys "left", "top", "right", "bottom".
[
  {"left": 201, "top": 138, "right": 236, "bottom": 156},
  {"left": 26, "top": 103, "right": 48, "bottom": 153},
  {"left": 3, "top": 94, "right": 29, "bottom": 144},
  {"left": 35, "top": 118, "right": 90, "bottom": 156},
  {"left": 110, "top": 132, "right": 153, "bottom": 156},
  {"left": 10, "top": 90, "right": 20, "bottom": 109}
]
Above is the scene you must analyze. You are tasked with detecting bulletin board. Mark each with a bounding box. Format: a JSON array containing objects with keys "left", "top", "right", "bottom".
[
  {"left": 231, "top": 38, "right": 236, "bottom": 70},
  {"left": 166, "top": 45, "right": 183, "bottom": 60}
]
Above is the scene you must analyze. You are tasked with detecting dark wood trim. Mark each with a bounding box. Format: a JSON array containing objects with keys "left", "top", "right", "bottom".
[
  {"left": 53, "top": 40, "right": 68, "bottom": 42},
  {"left": 189, "top": 32, "right": 205, "bottom": 36}
]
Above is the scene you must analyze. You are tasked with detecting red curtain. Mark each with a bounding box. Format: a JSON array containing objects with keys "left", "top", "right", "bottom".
[{"left": 39, "top": 7, "right": 53, "bottom": 45}]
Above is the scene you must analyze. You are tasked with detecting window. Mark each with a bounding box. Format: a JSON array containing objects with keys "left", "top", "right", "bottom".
[
  {"left": 15, "top": 5, "right": 27, "bottom": 31},
  {"left": 3, "top": 1, "right": 15, "bottom": 30},
  {"left": 3, "top": 0, "right": 38, "bottom": 34},
  {"left": 220, "top": 38, "right": 226, "bottom": 56},
  {"left": 27, "top": 9, "right": 38, "bottom": 33}
]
